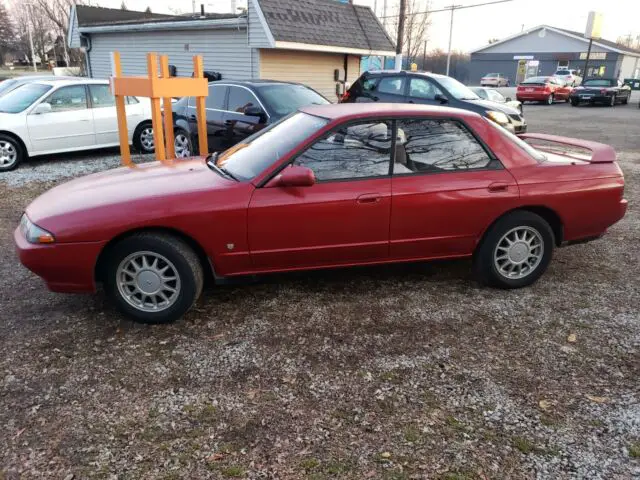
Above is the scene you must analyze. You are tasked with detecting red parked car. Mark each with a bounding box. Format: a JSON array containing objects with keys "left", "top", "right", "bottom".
[
  {"left": 517, "top": 76, "right": 573, "bottom": 104},
  {"left": 15, "top": 104, "right": 627, "bottom": 324}
]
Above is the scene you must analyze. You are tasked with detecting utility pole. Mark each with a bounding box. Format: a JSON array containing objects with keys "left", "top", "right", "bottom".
[
  {"left": 395, "top": 0, "right": 407, "bottom": 71},
  {"left": 422, "top": 39, "right": 427, "bottom": 71},
  {"left": 445, "top": 5, "right": 459, "bottom": 76},
  {"left": 382, "top": 0, "right": 388, "bottom": 29},
  {"left": 582, "top": 37, "right": 593, "bottom": 79}
]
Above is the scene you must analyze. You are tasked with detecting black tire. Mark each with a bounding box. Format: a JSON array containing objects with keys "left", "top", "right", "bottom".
[
  {"left": 174, "top": 128, "right": 194, "bottom": 158},
  {"left": 546, "top": 94, "right": 554, "bottom": 105},
  {"left": 571, "top": 98, "right": 579, "bottom": 107},
  {"left": 473, "top": 211, "right": 554, "bottom": 289},
  {"left": 104, "top": 233, "right": 204, "bottom": 324},
  {"left": 608, "top": 94, "right": 616, "bottom": 107},
  {"left": 622, "top": 94, "right": 629, "bottom": 105},
  {"left": 133, "top": 121, "right": 155, "bottom": 153},
  {"left": 0, "top": 133, "right": 26, "bottom": 172}
]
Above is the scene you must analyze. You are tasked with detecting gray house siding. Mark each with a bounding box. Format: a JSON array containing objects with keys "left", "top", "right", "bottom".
[
  {"left": 469, "top": 52, "right": 621, "bottom": 85},
  {"left": 68, "top": 6, "right": 81, "bottom": 48},
  {"left": 248, "top": 0, "right": 273, "bottom": 48},
  {"left": 87, "top": 28, "right": 254, "bottom": 81},
  {"left": 476, "top": 28, "right": 611, "bottom": 55}
]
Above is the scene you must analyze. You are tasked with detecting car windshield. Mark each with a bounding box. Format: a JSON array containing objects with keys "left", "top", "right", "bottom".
[
  {"left": 521, "top": 76, "right": 549, "bottom": 85},
  {"left": 0, "top": 83, "right": 52, "bottom": 113},
  {"left": 485, "top": 119, "right": 546, "bottom": 163},
  {"left": 213, "top": 112, "right": 328, "bottom": 181},
  {"left": 258, "top": 84, "right": 329, "bottom": 118},
  {"left": 582, "top": 79, "right": 612, "bottom": 87},
  {"left": 0, "top": 79, "right": 19, "bottom": 98},
  {"left": 436, "top": 76, "right": 479, "bottom": 100},
  {"left": 485, "top": 73, "right": 500, "bottom": 77}
]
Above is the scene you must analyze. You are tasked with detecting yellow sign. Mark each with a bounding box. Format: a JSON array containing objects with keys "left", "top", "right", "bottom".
[
  {"left": 585, "top": 11, "right": 603, "bottom": 39},
  {"left": 410, "top": 63, "right": 418, "bottom": 72}
]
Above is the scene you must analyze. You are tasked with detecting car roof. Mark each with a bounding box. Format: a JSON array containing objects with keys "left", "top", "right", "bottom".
[
  {"left": 209, "top": 79, "right": 306, "bottom": 88},
  {"left": 364, "top": 70, "right": 452, "bottom": 80},
  {"left": 300, "top": 102, "right": 482, "bottom": 121},
  {"left": 27, "top": 78, "right": 108, "bottom": 87}
]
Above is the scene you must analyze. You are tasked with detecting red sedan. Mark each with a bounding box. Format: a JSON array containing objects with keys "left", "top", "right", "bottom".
[
  {"left": 516, "top": 76, "right": 573, "bottom": 104},
  {"left": 15, "top": 104, "right": 627, "bottom": 324}
]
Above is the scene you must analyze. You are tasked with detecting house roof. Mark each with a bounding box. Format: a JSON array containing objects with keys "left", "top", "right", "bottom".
[
  {"left": 471, "top": 25, "right": 640, "bottom": 57},
  {"left": 75, "top": 5, "right": 239, "bottom": 27},
  {"left": 257, "top": 0, "right": 395, "bottom": 53}
]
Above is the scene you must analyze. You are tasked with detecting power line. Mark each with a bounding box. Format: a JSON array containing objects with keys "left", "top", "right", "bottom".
[{"left": 379, "top": 0, "right": 515, "bottom": 19}]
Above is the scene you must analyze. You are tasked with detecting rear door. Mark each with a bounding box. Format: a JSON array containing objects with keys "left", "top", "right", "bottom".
[
  {"left": 26, "top": 84, "right": 95, "bottom": 154},
  {"left": 88, "top": 83, "right": 144, "bottom": 146},
  {"left": 223, "top": 86, "right": 268, "bottom": 148},
  {"left": 390, "top": 117, "right": 519, "bottom": 259}
]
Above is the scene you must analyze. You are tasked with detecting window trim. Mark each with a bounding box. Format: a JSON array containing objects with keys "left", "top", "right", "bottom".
[
  {"left": 263, "top": 117, "right": 396, "bottom": 186},
  {"left": 40, "top": 83, "right": 90, "bottom": 112},
  {"left": 390, "top": 116, "right": 503, "bottom": 177}
]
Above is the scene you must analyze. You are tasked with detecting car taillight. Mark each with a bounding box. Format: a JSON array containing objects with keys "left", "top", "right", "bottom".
[
  {"left": 340, "top": 90, "right": 351, "bottom": 103},
  {"left": 600, "top": 89, "right": 608, "bottom": 94}
]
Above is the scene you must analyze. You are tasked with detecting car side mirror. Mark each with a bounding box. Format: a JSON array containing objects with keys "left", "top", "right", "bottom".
[
  {"left": 505, "top": 97, "right": 512, "bottom": 102},
  {"left": 267, "top": 165, "right": 315, "bottom": 188},
  {"left": 244, "top": 105, "right": 267, "bottom": 123},
  {"left": 434, "top": 93, "right": 448, "bottom": 104},
  {"left": 33, "top": 102, "right": 52, "bottom": 115}
]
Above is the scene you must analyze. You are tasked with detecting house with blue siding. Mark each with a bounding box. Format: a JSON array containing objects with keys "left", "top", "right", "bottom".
[
  {"left": 469, "top": 25, "right": 640, "bottom": 85},
  {"left": 67, "top": 0, "right": 395, "bottom": 101}
]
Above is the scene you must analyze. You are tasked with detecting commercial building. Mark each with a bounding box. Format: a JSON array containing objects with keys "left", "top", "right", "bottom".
[
  {"left": 468, "top": 25, "right": 640, "bottom": 85},
  {"left": 67, "top": 0, "right": 395, "bottom": 100}
]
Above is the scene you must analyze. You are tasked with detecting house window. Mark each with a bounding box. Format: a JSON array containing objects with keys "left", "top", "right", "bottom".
[{"left": 557, "top": 60, "right": 569, "bottom": 69}]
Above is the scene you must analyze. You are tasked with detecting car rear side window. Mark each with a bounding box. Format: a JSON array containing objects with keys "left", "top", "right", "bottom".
[
  {"left": 294, "top": 120, "right": 393, "bottom": 181},
  {"left": 361, "top": 77, "right": 379, "bottom": 92},
  {"left": 393, "top": 119, "right": 494, "bottom": 174},
  {"left": 89, "top": 84, "right": 115, "bottom": 108},
  {"left": 377, "top": 77, "right": 405, "bottom": 96},
  {"left": 206, "top": 85, "right": 227, "bottom": 110}
]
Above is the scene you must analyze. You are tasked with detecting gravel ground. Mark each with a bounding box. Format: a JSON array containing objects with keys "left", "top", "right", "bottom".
[{"left": 0, "top": 106, "right": 639, "bottom": 480}]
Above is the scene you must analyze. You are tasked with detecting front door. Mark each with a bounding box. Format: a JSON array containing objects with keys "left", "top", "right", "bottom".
[
  {"left": 248, "top": 119, "right": 394, "bottom": 270},
  {"left": 406, "top": 77, "right": 446, "bottom": 106},
  {"left": 223, "top": 85, "right": 268, "bottom": 147},
  {"left": 26, "top": 84, "right": 95, "bottom": 154},
  {"left": 390, "top": 118, "right": 519, "bottom": 259}
]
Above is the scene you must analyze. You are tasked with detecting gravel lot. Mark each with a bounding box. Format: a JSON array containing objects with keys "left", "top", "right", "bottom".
[{"left": 1, "top": 103, "right": 639, "bottom": 479}]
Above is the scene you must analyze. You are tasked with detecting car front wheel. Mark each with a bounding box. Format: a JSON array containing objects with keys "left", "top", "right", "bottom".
[
  {"left": 608, "top": 95, "right": 616, "bottom": 107},
  {"left": 546, "top": 94, "right": 554, "bottom": 105},
  {"left": 0, "top": 134, "right": 25, "bottom": 172},
  {"left": 571, "top": 98, "right": 579, "bottom": 106},
  {"left": 105, "top": 233, "right": 204, "bottom": 324},
  {"left": 473, "top": 211, "right": 554, "bottom": 289}
]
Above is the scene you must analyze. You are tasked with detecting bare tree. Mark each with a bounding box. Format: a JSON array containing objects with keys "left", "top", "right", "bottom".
[
  {"left": 391, "top": 0, "right": 431, "bottom": 64},
  {"left": 10, "top": 1, "right": 55, "bottom": 65},
  {"left": 0, "top": 2, "right": 16, "bottom": 65}
]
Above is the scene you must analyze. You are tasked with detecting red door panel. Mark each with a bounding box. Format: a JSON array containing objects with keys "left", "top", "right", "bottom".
[
  {"left": 248, "top": 178, "right": 391, "bottom": 271},
  {"left": 390, "top": 170, "right": 519, "bottom": 260}
]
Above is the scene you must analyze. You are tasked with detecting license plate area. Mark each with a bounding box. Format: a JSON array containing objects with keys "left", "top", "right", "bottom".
[{"left": 525, "top": 88, "right": 534, "bottom": 92}]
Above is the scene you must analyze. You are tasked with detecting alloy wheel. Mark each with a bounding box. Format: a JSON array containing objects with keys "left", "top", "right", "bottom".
[
  {"left": 493, "top": 226, "right": 544, "bottom": 280},
  {"left": 140, "top": 127, "right": 155, "bottom": 152},
  {"left": 116, "top": 251, "right": 181, "bottom": 313},
  {"left": 0, "top": 140, "right": 18, "bottom": 168},
  {"left": 174, "top": 133, "right": 192, "bottom": 158}
]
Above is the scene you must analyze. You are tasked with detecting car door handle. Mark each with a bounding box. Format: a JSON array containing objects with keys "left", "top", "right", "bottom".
[
  {"left": 357, "top": 193, "right": 381, "bottom": 204},
  {"left": 488, "top": 182, "right": 509, "bottom": 193},
  {"left": 188, "top": 114, "right": 197, "bottom": 120},
  {"left": 224, "top": 120, "right": 234, "bottom": 126},
  {"left": 370, "top": 95, "right": 379, "bottom": 101}
]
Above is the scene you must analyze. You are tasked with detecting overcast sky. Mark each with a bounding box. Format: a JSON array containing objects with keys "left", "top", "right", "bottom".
[{"left": 88, "top": 0, "right": 640, "bottom": 53}]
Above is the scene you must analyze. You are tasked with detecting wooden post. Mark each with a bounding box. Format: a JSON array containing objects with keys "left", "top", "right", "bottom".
[
  {"left": 193, "top": 56, "right": 208, "bottom": 156},
  {"left": 160, "top": 55, "right": 176, "bottom": 159},
  {"left": 112, "top": 51, "right": 132, "bottom": 166},
  {"left": 147, "top": 53, "right": 166, "bottom": 162}
]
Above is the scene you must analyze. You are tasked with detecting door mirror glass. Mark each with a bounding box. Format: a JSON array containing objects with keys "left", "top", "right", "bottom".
[
  {"left": 434, "top": 93, "right": 448, "bottom": 104},
  {"left": 268, "top": 165, "right": 315, "bottom": 188},
  {"left": 244, "top": 105, "right": 267, "bottom": 122},
  {"left": 33, "top": 102, "right": 52, "bottom": 115},
  {"left": 505, "top": 97, "right": 512, "bottom": 102}
]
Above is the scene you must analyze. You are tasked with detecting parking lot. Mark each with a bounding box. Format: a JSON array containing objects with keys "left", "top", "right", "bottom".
[{"left": 1, "top": 99, "right": 639, "bottom": 479}]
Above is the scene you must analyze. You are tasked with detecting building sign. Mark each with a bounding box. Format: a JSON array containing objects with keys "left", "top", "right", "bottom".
[
  {"left": 513, "top": 55, "right": 534, "bottom": 60},
  {"left": 585, "top": 11, "right": 603, "bottom": 39},
  {"left": 580, "top": 52, "right": 606, "bottom": 60}
]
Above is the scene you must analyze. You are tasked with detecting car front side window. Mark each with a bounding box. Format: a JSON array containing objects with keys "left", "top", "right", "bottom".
[
  {"left": 393, "top": 119, "right": 495, "bottom": 175},
  {"left": 45, "top": 85, "right": 88, "bottom": 112},
  {"left": 227, "top": 86, "right": 259, "bottom": 113},
  {"left": 294, "top": 121, "right": 393, "bottom": 181},
  {"left": 409, "top": 78, "right": 442, "bottom": 100}
]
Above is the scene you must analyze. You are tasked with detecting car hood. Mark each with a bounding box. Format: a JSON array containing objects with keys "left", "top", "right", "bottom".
[
  {"left": 26, "top": 157, "right": 237, "bottom": 239},
  {"left": 0, "top": 111, "right": 24, "bottom": 125},
  {"left": 462, "top": 98, "right": 520, "bottom": 115}
]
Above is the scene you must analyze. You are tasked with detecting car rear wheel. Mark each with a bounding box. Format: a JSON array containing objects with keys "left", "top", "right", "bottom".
[
  {"left": 571, "top": 98, "right": 579, "bottom": 106},
  {"left": 622, "top": 94, "right": 629, "bottom": 105},
  {"left": 133, "top": 122, "right": 155, "bottom": 153},
  {"left": 174, "top": 129, "right": 193, "bottom": 158},
  {"left": 105, "top": 233, "right": 204, "bottom": 324},
  {"left": 473, "top": 211, "right": 554, "bottom": 289},
  {"left": 546, "top": 94, "right": 554, "bottom": 105},
  {"left": 0, "top": 134, "right": 25, "bottom": 172}
]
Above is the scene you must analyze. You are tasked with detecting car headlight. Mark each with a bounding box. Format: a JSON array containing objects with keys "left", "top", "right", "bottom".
[
  {"left": 20, "top": 214, "right": 55, "bottom": 244},
  {"left": 486, "top": 111, "right": 510, "bottom": 126}
]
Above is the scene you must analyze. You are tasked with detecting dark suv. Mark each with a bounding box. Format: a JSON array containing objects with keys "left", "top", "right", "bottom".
[
  {"left": 342, "top": 71, "right": 526, "bottom": 133},
  {"left": 172, "top": 80, "right": 329, "bottom": 156}
]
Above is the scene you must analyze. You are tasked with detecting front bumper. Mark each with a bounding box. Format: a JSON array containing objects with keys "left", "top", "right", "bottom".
[
  {"left": 14, "top": 227, "right": 104, "bottom": 293},
  {"left": 516, "top": 93, "right": 550, "bottom": 102},
  {"left": 570, "top": 93, "right": 611, "bottom": 103}
]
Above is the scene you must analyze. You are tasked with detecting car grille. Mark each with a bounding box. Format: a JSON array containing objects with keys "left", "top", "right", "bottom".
[{"left": 509, "top": 114, "right": 523, "bottom": 122}]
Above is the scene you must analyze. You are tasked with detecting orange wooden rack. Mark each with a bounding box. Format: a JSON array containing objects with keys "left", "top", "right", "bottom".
[{"left": 110, "top": 52, "right": 209, "bottom": 166}]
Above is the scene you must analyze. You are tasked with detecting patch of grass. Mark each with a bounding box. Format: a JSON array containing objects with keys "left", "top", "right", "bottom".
[
  {"left": 630, "top": 442, "right": 640, "bottom": 458},
  {"left": 589, "top": 419, "right": 605, "bottom": 428},
  {"left": 403, "top": 425, "right": 420, "bottom": 443},
  {"left": 300, "top": 458, "right": 320, "bottom": 471},
  {"left": 445, "top": 415, "right": 466, "bottom": 431},
  {"left": 384, "top": 471, "right": 410, "bottom": 480},
  {"left": 324, "top": 460, "right": 352, "bottom": 475},
  {"left": 513, "top": 437, "right": 537, "bottom": 454},
  {"left": 220, "top": 465, "right": 245, "bottom": 478},
  {"left": 440, "top": 472, "right": 476, "bottom": 480},
  {"left": 540, "top": 415, "right": 560, "bottom": 427}
]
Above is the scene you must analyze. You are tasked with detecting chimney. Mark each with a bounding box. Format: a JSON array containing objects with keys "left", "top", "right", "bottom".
[{"left": 200, "top": 3, "right": 205, "bottom": 18}]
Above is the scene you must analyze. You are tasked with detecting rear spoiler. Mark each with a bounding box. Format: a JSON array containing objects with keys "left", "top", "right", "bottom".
[{"left": 518, "top": 133, "right": 616, "bottom": 163}]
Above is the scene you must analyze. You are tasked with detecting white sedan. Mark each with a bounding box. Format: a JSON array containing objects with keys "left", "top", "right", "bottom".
[{"left": 0, "top": 78, "right": 154, "bottom": 171}]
